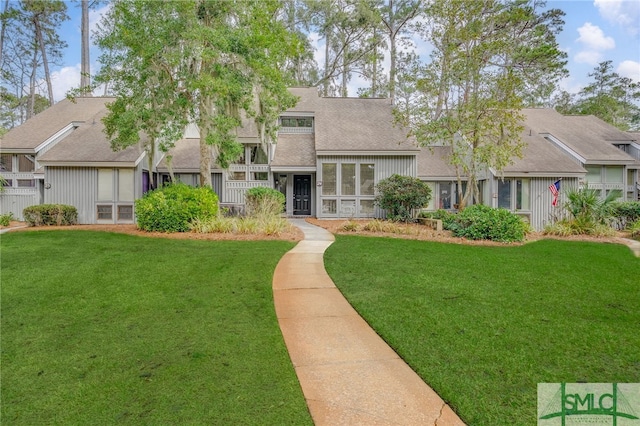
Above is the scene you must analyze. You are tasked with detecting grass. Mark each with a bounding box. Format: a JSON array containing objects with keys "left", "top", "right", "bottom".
[
  {"left": 324, "top": 236, "right": 640, "bottom": 425},
  {"left": 0, "top": 231, "right": 311, "bottom": 425}
]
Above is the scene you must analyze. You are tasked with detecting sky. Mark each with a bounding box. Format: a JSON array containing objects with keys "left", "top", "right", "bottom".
[{"left": 49, "top": 0, "right": 640, "bottom": 102}]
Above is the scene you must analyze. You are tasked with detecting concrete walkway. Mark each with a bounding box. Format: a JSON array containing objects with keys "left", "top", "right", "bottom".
[{"left": 272, "top": 219, "right": 465, "bottom": 426}]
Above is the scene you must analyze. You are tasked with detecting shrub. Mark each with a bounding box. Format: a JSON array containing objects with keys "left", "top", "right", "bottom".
[
  {"left": 135, "top": 183, "right": 218, "bottom": 232},
  {"left": 23, "top": 204, "right": 78, "bottom": 227},
  {"left": 0, "top": 212, "right": 14, "bottom": 226},
  {"left": 611, "top": 201, "right": 640, "bottom": 229},
  {"left": 630, "top": 220, "right": 640, "bottom": 238},
  {"left": 245, "top": 187, "right": 285, "bottom": 217},
  {"left": 340, "top": 220, "right": 360, "bottom": 232},
  {"left": 375, "top": 174, "right": 432, "bottom": 222},
  {"left": 451, "top": 204, "right": 527, "bottom": 242}
]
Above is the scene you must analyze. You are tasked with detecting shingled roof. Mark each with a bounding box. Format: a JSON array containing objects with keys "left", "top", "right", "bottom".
[
  {"left": 1, "top": 97, "right": 114, "bottom": 152},
  {"left": 37, "top": 107, "right": 145, "bottom": 165},
  {"left": 523, "top": 108, "right": 638, "bottom": 164}
]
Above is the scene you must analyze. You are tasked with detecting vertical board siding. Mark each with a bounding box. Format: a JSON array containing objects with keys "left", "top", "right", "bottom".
[
  {"left": 0, "top": 194, "right": 39, "bottom": 220},
  {"left": 45, "top": 167, "right": 97, "bottom": 224},
  {"left": 529, "top": 177, "right": 578, "bottom": 231}
]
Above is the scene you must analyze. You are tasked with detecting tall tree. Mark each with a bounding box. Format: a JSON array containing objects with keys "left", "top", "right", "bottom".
[
  {"left": 80, "top": 0, "right": 90, "bottom": 94},
  {"left": 558, "top": 61, "right": 640, "bottom": 131},
  {"left": 95, "top": 0, "right": 300, "bottom": 187},
  {"left": 375, "top": 0, "right": 421, "bottom": 104},
  {"left": 21, "top": 0, "right": 68, "bottom": 108},
  {"left": 403, "top": 0, "right": 567, "bottom": 208}
]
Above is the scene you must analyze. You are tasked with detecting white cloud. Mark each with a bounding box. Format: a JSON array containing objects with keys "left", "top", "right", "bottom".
[
  {"left": 594, "top": 0, "right": 640, "bottom": 35},
  {"left": 50, "top": 64, "right": 82, "bottom": 101},
  {"left": 575, "top": 50, "right": 604, "bottom": 65},
  {"left": 617, "top": 60, "right": 640, "bottom": 82},
  {"left": 574, "top": 22, "right": 615, "bottom": 66},
  {"left": 576, "top": 22, "right": 615, "bottom": 50}
]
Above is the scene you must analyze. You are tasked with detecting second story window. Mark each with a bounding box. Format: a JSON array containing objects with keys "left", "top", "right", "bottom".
[{"left": 279, "top": 116, "right": 314, "bottom": 133}]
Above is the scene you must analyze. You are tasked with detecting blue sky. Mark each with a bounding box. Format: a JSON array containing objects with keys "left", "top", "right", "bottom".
[{"left": 50, "top": 0, "right": 640, "bottom": 102}]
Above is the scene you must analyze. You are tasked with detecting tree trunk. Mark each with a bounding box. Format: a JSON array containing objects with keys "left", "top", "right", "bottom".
[
  {"left": 80, "top": 0, "right": 90, "bottom": 94},
  {"left": 323, "top": 27, "right": 331, "bottom": 97},
  {"left": 28, "top": 41, "right": 38, "bottom": 119},
  {"left": 33, "top": 14, "right": 54, "bottom": 105},
  {"left": 0, "top": 0, "right": 9, "bottom": 65},
  {"left": 198, "top": 96, "right": 213, "bottom": 188}
]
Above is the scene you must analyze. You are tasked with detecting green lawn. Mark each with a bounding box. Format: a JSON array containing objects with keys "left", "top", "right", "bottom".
[
  {"left": 1, "top": 231, "right": 311, "bottom": 425},
  {"left": 324, "top": 236, "right": 640, "bottom": 425}
]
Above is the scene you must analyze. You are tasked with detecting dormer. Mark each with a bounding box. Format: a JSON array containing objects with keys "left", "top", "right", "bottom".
[{"left": 278, "top": 113, "right": 314, "bottom": 134}]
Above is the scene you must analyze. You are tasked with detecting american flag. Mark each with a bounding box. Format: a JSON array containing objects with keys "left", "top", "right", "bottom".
[{"left": 548, "top": 180, "right": 561, "bottom": 206}]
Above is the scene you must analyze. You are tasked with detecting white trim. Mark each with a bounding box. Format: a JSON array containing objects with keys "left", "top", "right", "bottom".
[
  {"left": 34, "top": 122, "right": 81, "bottom": 152},
  {"left": 271, "top": 166, "right": 316, "bottom": 172},
  {"left": 317, "top": 150, "right": 418, "bottom": 156},
  {"left": 280, "top": 111, "right": 315, "bottom": 117},
  {"left": 540, "top": 133, "right": 587, "bottom": 163},
  {"left": 39, "top": 151, "right": 146, "bottom": 168}
]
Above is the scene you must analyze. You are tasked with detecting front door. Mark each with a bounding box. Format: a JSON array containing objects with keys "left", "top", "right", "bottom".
[{"left": 293, "top": 175, "right": 311, "bottom": 215}]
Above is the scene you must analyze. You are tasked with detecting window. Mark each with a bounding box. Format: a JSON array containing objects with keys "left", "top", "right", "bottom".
[
  {"left": 585, "top": 166, "right": 601, "bottom": 183},
  {"left": 253, "top": 172, "right": 268, "bottom": 181},
  {"left": 498, "top": 180, "right": 511, "bottom": 209},
  {"left": 322, "top": 163, "right": 336, "bottom": 195},
  {"left": 250, "top": 146, "right": 268, "bottom": 164},
  {"left": 605, "top": 166, "right": 623, "bottom": 183},
  {"left": 439, "top": 183, "right": 452, "bottom": 209},
  {"left": 18, "top": 155, "right": 34, "bottom": 172},
  {"left": 0, "top": 154, "right": 12, "bottom": 172},
  {"left": 2, "top": 178, "right": 12, "bottom": 187},
  {"left": 17, "top": 179, "right": 35, "bottom": 188},
  {"left": 97, "top": 205, "right": 113, "bottom": 220},
  {"left": 516, "top": 179, "right": 530, "bottom": 210},
  {"left": 341, "top": 163, "right": 355, "bottom": 195},
  {"left": 118, "top": 169, "right": 134, "bottom": 202},
  {"left": 280, "top": 117, "right": 313, "bottom": 127},
  {"left": 360, "top": 164, "right": 374, "bottom": 195},
  {"left": 118, "top": 205, "right": 133, "bottom": 221},
  {"left": 231, "top": 172, "right": 246, "bottom": 180},
  {"left": 498, "top": 179, "right": 530, "bottom": 210},
  {"left": 98, "top": 169, "right": 114, "bottom": 200},
  {"left": 322, "top": 199, "right": 336, "bottom": 214},
  {"left": 340, "top": 199, "right": 356, "bottom": 216}
]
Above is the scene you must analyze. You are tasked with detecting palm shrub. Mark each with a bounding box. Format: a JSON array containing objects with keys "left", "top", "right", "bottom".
[
  {"left": 375, "top": 174, "right": 432, "bottom": 222},
  {"left": 566, "top": 187, "right": 621, "bottom": 225},
  {"left": 450, "top": 204, "right": 527, "bottom": 242},
  {"left": 135, "top": 183, "right": 218, "bottom": 232}
]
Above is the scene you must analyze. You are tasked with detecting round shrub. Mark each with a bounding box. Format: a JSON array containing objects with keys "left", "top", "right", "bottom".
[
  {"left": 375, "top": 174, "right": 432, "bottom": 222},
  {"left": 451, "top": 204, "right": 527, "bottom": 242},
  {"left": 135, "top": 183, "right": 218, "bottom": 232},
  {"left": 245, "top": 186, "right": 285, "bottom": 217},
  {"left": 23, "top": 204, "right": 78, "bottom": 226}
]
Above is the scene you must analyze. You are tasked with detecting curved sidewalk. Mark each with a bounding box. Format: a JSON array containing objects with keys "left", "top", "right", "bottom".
[{"left": 273, "top": 219, "right": 465, "bottom": 425}]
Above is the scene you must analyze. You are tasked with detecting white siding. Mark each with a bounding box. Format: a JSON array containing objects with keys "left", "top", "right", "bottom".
[
  {"left": 0, "top": 193, "right": 39, "bottom": 221},
  {"left": 45, "top": 167, "right": 97, "bottom": 224}
]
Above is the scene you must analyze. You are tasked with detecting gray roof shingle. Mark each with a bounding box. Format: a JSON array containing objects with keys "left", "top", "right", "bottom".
[
  {"left": 1, "top": 97, "right": 115, "bottom": 151},
  {"left": 272, "top": 133, "right": 316, "bottom": 167}
]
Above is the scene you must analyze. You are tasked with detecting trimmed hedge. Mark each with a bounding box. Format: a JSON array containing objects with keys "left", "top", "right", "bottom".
[
  {"left": 135, "top": 183, "right": 218, "bottom": 232},
  {"left": 449, "top": 204, "right": 527, "bottom": 242},
  {"left": 23, "top": 204, "right": 78, "bottom": 226},
  {"left": 245, "top": 186, "right": 285, "bottom": 217}
]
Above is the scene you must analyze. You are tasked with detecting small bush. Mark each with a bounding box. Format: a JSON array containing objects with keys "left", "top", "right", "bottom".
[
  {"left": 0, "top": 212, "right": 14, "bottom": 226},
  {"left": 629, "top": 220, "right": 640, "bottom": 238},
  {"left": 340, "top": 220, "right": 360, "bottom": 232},
  {"left": 23, "top": 204, "right": 78, "bottom": 227},
  {"left": 543, "top": 221, "right": 575, "bottom": 237},
  {"left": 245, "top": 187, "right": 285, "bottom": 217},
  {"left": 451, "top": 205, "right": 527, "bottom": 242},
  {"left": 375, "top": 174, "right": 432, "bottom": 222},
  {"left": 136, "top": 183, "right": 218, "bottom": 232},
  {"left": 189, "top": 215, "right": 291, "bottom": 236}
]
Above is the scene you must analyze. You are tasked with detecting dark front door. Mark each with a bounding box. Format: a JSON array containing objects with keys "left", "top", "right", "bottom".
[{"left": 293, "top": 175, "right": 311, "bottom": 215}]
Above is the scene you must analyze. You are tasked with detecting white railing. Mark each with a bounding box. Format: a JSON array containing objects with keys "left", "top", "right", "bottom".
[
  {"left": 228, "top": 164, "right": 269, "bottom": 173},
  {"left": 277, "top": 127, "right": 313, "bottom": 134},
  {"left": 225, "top": 181, "right": 271, "bottom": 189}
]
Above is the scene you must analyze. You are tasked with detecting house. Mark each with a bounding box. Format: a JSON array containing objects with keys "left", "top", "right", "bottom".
[
  {"left": 418, "top": 109, "right": 640, "bottom": 230},
  {"left": 2, "top": 89, "right": 638, "bottom": 230}
]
